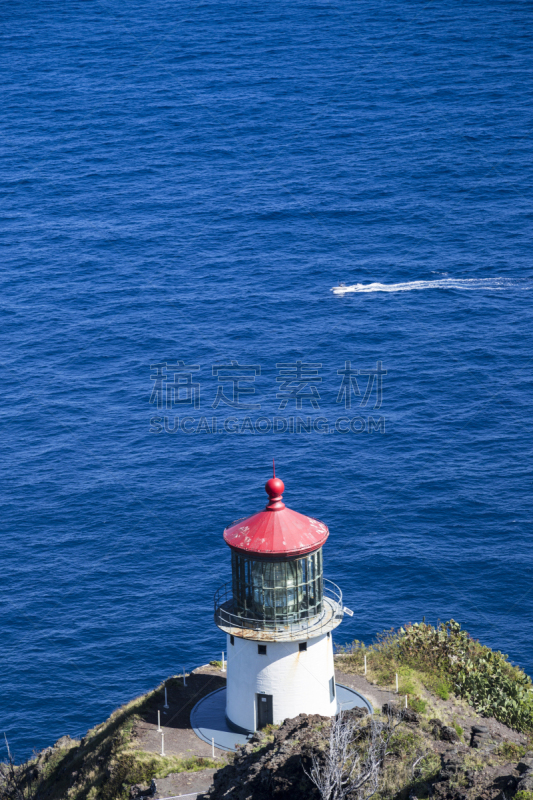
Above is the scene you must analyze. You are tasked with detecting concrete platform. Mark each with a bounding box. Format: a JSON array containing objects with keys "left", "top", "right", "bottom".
[
  {"left": 190, "top": 684, "right": 372, "bottom": 752},
  {"left": 336, "top": 683, "right": 373, "bottom": 714}
]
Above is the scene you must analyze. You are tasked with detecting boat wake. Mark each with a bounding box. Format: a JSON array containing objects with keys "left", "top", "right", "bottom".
[{"left": 331, "top": 278, "right": 523, "bottom": 295}]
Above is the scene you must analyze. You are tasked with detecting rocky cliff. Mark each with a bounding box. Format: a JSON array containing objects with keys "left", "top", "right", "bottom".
[
  {"left": 2, "top": 621, "right": 533, "bottom": 800},
  {"left": 198, "top": 706, "right": 533, "bottom": 800}
]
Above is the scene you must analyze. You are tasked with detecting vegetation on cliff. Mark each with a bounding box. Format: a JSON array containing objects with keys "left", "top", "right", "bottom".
[
  {"left": 0, "top": 678, "right": 217, "bottom": 800},
  {"left": 3, "top": 621, "right": 533, "bottom": 800},
  {"left": 337, "top": 620, "right": 533, "bottom": 733},
  {"left": 201, "top": 705, "right": 533, "bottom": 800}
]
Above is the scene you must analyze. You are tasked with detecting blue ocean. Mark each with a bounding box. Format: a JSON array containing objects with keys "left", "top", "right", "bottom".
[{"left": 2, "top": 0, "right": 532, "bottom": 761}]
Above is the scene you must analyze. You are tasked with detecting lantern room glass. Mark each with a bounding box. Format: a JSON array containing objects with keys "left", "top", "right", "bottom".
[{"left": 231, "top": 549, "right": 323, "bottom": 625}]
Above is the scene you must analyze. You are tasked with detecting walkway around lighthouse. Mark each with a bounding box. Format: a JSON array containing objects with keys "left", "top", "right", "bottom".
[{"left": 131, "top": 661, "right": 385, "bottom": 799}]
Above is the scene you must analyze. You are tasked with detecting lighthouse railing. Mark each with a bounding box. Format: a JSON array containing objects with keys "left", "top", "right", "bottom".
[{"left": 214, "top": 578, "right": 343, "bottom": 640}]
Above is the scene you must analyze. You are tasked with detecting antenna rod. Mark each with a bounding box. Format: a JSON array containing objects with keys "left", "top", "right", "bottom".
[{"left": 273, "top": 458, "right": 275, "bottom": 478}]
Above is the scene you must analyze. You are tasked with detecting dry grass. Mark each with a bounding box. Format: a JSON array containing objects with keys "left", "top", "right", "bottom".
[
  {"left": 6, "top": 678, "right": 219, "bottom": 800},
  {"left": 375, "top": 726, "right": 440, "bottom": 800}
]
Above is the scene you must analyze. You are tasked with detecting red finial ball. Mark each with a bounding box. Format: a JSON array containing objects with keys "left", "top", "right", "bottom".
[{"left": 265, "top": 477, "right": 284, "bottom": 498}]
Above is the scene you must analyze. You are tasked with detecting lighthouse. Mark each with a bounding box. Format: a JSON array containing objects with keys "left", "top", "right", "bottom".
[{"left": 214, "top": 469, "right": 344, "bottom": 733}]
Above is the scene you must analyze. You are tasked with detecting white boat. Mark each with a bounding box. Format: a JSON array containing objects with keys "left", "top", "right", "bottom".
[{"left": 331, "top": 282, "right": 351, "bottom": 295}]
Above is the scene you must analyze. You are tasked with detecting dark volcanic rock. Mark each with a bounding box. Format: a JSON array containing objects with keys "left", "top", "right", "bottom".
[
  {"left": 437, "top": 752, "right": 464, "bottom": 781},
  {"left": 491, "top": 771, "right": 517, "bottom": 794},
  {"left": 517, "top": 772, "right": 533, "bottom": 792},
  {"left": 432, "top": 784, "right": 467, "bottom": 800},
  {"left": 517, "top": 756, "right": 533, "bottom": 773},
  {"left": 129, "top": 779, "right": 156, "bottom": 799},
  {"left": 429, "top": 719, "right": 459, "bottom": 743},
  {"left": 440, "top": 726, "right": 460, "bottom": 743},
  {"left": 199, "top": 710, "right": 526, "bottom": 800},
  {"left": 381, "top": 703, "right": 419, "bottom": 725},
  {"left": 272, "top": 713, "right": 324, "bottom": 744},
  {"left": 346, "top": 707, "right": 369, "bottom": 720},
  {"left": 200, "top": 714, "right": 326, "bottom": 800},
  {"left": 470, "top": 724, "right": 491, "bottom": 749},
  {"left": 428, "top": 747, "right": 526, "bottom": 800}
]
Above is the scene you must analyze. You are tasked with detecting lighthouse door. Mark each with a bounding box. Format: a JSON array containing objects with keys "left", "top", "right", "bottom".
[{"left": 256, "top": 694, "right": 273, "bottom": 729}]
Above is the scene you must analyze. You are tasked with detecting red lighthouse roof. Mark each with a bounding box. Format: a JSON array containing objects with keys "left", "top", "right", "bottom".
[{"left": 223, "top": 470, "right": 329, "bottom": 558}]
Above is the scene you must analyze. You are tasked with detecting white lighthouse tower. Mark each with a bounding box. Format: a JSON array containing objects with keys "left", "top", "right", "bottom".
[{"left": 214, "top": 469, "right": 344, "bottom": 733}]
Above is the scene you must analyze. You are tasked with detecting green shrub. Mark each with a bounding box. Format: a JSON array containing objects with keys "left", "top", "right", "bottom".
[
  {"left": 416, "top": 751, "right": 441, "bottom": 780},
  {"left": 452, "top": 721, "right": 463, "bottom": 738},
  {"left": 409, "top": 697, "right": 427, "bottom": 714},
  {"left": 515, "top": 792, "right": 533, "bottom": 800},
  {"left": 341, "top": 620, "right": 533, "bottom": 733},
  {"left": 428, "top": 676, "right": 451, "bottom": 701},
  {"left": 101, "top": 753, "right": 218, "bottom": 800},
  {"left": 388, "top": 730, "right": 422, "bottom": 759},
  {"left": 463, "top": 753, "right": 485, "bottom": 772},
  {"left": 107, "top": 751, "right": 159, "bottom": 793},
  {"left": 496, "top": 742, "right": 526, "bottom": 761},
  {"left": 401, "top": 621, "right": 533, "bottom": 730},
  {"left": 400, "top": 681, "right": 416, "bottom": 695}
]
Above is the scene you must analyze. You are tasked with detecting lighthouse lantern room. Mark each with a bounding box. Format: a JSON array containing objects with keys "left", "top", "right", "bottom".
[{"left": 214, "top": 469, "right": 344, "bottom": 733}]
